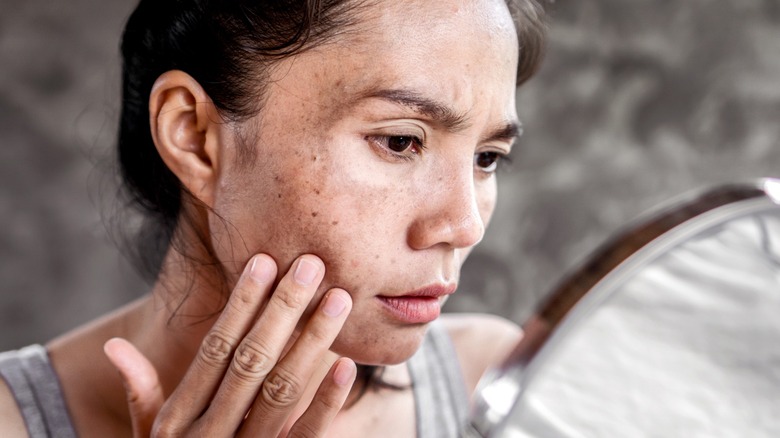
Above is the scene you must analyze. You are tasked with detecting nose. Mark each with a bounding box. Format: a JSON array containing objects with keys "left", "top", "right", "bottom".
[{"left": 407, "top": 170, "right": 486, "bottom": 251}]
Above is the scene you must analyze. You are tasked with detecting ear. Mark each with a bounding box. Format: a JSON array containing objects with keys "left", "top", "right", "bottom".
[{"left": 149, "top": 70, "right": 224, "bottom": 207}]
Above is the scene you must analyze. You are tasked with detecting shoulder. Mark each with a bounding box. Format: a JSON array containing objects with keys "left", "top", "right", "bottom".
[
  {"left": 0, "top": 364, "right": 30, "bottom": 437},
  {"left": 438, "top": 313, "right": 522, "bottom": 396}
]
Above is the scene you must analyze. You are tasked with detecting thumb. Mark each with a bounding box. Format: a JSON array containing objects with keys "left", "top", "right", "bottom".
[{"left": 104, "top": 337, "right": 164, "bottom": 438}]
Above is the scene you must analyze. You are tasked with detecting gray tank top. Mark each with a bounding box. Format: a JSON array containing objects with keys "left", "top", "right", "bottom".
[
  {"left": 0, "top": 345, "right": 77, "bottom": 438},
  {"left": 0, "top": 322, "right": 469, "bottom": 437}
]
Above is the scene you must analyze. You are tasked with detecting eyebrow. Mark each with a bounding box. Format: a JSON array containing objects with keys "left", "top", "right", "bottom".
[
  {"left": 358, "top": 87, "right": 522, "bottom": 145},
  {"left": 360, "top": 88, "right": 471, "bottom": 132},
  {"left": 483, "top": 121, "right": 523, "bottom": 146}
]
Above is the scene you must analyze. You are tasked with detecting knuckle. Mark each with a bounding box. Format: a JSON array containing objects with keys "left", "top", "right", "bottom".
[
  {"left": 199, "top": 331, "right": 234, "bottom": 366},
  {"left": 273, "top": 288, "right": 306, "bottom": 313},
  {"left": 315, "top": 390, "right": 343, "bottom": 413},
  {"left": 261, "top": 370, "right": 302, "bottom": 409},
  {"left": 305, "top": 320, "right": 336, "bottom": 345},
  {"left": 231, "top": 341, "right": 273, "bottom": 382},
  {"left": 289, "top": 422, "right": 320, "bottom": 438},
  {"left": 228, "top": 285, "right": 256, "bottom": 311},
  {"left": 151, "top": 419, "right": 183, "bottom": 438}
]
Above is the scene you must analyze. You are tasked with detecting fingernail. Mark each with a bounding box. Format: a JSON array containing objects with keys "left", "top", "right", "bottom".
[
  {"left": 248, "top": 256, "right": 275, "bottom": 283},
  {"left": 294, "top": 258, "right": 319, "bottom": 285},
  {"left": 333, "top": 359, "right": 355, "bottom": 386},
  {"left": 322, "top": 292, "right": 348, "bottom": 317}
]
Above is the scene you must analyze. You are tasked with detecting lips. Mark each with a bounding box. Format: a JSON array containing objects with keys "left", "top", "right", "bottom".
[{"left": 376, "top": 284, "right": 456, "bottom": 324}]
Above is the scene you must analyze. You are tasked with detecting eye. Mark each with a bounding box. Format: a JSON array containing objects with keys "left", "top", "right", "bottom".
[
  {"left": 387, "top": 136, "right": 419, "bottom": 153},
  {"left": 366, "top": 134, "right": 426, "bottom": 160},
  {"left": 474, "top": 151, "right": 508, "bottom": 174}
]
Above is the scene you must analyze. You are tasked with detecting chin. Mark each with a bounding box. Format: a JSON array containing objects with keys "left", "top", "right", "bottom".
[{"left": 330, "top": 322, "right": 430, "bottom": 366}]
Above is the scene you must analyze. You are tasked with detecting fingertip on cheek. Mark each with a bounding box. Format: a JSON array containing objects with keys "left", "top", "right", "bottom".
[{"left": 247, "top": 254, "right": 277, "bottom": 283}]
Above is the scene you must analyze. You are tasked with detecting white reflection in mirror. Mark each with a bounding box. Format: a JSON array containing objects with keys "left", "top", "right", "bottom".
[{"left": 506, "top": 204, "right": 780, "bottom": 437}]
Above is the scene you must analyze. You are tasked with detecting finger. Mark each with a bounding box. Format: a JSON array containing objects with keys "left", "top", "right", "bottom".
[
  {"left": 198, "top": 255, "right": 325, "bottom": 433},
  {"left": 104, "top": 338, "right": 164, "bottom": 438},
  {"left": 286, "top": 358, "right": 356, "bottom": 438},
  {"left": 237, "top": 288, "right": 352, "bottom": 436},
  {"left": 156, "top": 254, "right": 278, "bottom": 432}
]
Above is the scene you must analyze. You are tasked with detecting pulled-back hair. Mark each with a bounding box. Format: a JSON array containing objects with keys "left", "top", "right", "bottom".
[
  {"left": 116, "top": 0, "right": 546, "bottom": 402},
  {"left": 118, "top": 0, "right": 546, "bottom": 280}
]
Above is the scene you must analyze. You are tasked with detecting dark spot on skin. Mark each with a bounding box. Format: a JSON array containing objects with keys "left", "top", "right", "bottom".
[
  {"left": 277, "top": 193, "right": 282, "bottom": 199},
  {"left": 274, "top": 175, "right": 281, "bottom": 182},
  {"left": 375, "top": 255, "right": 379, "bottom": 259},
  {"left": 312, "top": 155, "right": 318, "bottom": 162},
  {"left": 314, "top": 189, "right": 321, "bottom": 195},
  {"left": 312, "top": 212, "right": 318, "bottom": 217},
  {"left": 331, "top": 220, "right": 339, "bottom": 226}
]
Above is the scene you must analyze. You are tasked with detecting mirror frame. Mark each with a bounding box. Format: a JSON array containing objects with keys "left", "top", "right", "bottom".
[{"left": 468, "top": 178, "right": 780, "bottom": 437}]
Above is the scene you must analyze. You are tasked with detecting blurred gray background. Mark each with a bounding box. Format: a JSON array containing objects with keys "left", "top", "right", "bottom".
[{"left": 1, "top": 0, "right": 778, "bottom": 351}]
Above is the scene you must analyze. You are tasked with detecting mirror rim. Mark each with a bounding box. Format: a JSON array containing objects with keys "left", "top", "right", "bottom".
[{"left": 468, "top": 177, "right": 780, "bottom": 436}]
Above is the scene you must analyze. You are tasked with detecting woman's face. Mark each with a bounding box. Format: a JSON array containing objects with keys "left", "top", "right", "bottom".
[{"left": 210, "top": 0, "right": 520, "bottom": 365}]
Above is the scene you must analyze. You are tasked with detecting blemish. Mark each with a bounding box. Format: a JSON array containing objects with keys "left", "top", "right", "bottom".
[
  {"left": 331, "top": 220, "right": 339, "bottom": 226},
  {"left": 314, "top": 189, "right": 321, "bottom": 195},
  {"left": 277, "top": 193, "right": 283, "bottom": 199},
  {"left": 311, "top": 212, "right": 319, "bottom": 217}
]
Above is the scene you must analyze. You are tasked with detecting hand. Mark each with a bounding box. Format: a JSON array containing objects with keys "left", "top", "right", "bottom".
[{"left": 104, "top": 254, "right": 356, "bottom": 437}]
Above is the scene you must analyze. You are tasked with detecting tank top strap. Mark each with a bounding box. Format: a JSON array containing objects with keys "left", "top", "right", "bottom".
[
  {"left": 408, "top": 320, "right": 470, "bottom": 438},
  {"left": 0, "top": 345, "right": 77, "bottom": 438}
]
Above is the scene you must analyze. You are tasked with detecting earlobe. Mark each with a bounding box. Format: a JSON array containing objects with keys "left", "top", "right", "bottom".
[{"left": 149, "top": 70, "right": 222, "bottom": 207}]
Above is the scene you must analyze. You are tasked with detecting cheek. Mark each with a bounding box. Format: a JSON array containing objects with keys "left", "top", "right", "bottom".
[
  {"left": 479, "top": 178, "right": 498, "bottom": 227},
  {"left": 216, "top": 148, "right": 409, "bottom": 290}
]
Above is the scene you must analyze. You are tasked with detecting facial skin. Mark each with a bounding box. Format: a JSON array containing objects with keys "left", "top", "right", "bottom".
[{"left": 194, "top": 0, "right": 520, "bottom": 366}]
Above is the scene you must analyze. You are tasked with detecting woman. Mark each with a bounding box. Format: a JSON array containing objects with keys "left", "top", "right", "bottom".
[{"left": 0, "top": 0, "right": 545, "bottom": 436}]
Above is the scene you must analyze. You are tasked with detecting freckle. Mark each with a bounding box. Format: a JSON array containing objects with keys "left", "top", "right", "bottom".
[
  {"left": 274, "top": 175, "right": 281, "bottom": 182},
  {"left": 312, "top": 155, "right": 318, "bottom": 162},
  {"left": 312, "top": 212, "right": 318, "bottom": 217},
  {"left": 314, "top": 189, "right": 321, "bottom": 195},
  {"left": 331, "top": 220, "right": 339, "bottom": 226},
  {"left": 375, "top": 255, "right": 379, "bottom": 259},
  {"left": 277, "top": 193, "right": 282, "bottom": 199}
]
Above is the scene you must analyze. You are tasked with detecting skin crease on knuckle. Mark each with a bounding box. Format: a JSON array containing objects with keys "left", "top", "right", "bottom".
[
  {"left": 232, "top": 341, "right": 275, "bottom": 383},
  {"left": 6, "top": 0, "right": 530, "bottom": 437},
  {"left": 261, "top": 370, "right": 305, "bottom": 410},
  {"left": 199, "top": 331, "right": 235, "bottom": 368}
]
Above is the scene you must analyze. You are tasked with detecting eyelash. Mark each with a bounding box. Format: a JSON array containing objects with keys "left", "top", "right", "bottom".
[
  {"left": 366, "top": 135, "right": 426, "bottom": 161},
  {"left": 366, "top": 134, "right": 511, "bottom": 174},
  {"left": 475, "top": 150, "right": 511, "bottom": 174}
]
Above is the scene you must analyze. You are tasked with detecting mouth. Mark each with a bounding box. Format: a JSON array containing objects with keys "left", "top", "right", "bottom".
[{"left": 375, "top": 284, "right": 457, "bottom": 324}]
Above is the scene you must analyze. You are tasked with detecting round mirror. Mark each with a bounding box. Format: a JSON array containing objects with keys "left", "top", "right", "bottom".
[{"left": 469, "top": 178, "right": 780, "bottom": 437}]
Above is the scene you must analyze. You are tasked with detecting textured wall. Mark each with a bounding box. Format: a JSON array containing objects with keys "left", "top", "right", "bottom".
[{"left": 1, "top": 0, "right": 779, "bottom": 350}]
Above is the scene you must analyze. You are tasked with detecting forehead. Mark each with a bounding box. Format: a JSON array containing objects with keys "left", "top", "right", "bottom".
[{"left": 263, "top": 0, "right": 519, "bottom": 125}]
